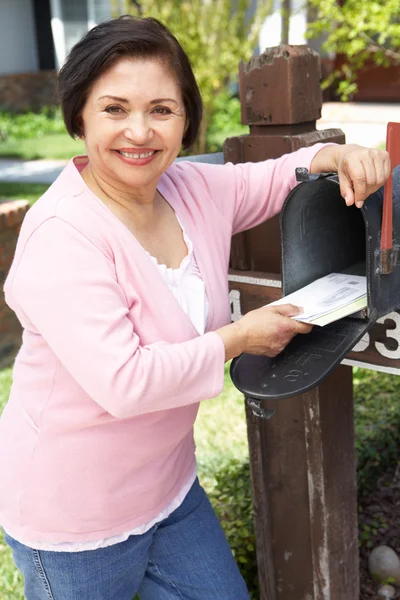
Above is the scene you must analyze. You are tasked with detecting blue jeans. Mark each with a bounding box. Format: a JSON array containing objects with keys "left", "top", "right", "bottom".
[{"left": 4, "top": 478, "right": 250, "bottom": 600}]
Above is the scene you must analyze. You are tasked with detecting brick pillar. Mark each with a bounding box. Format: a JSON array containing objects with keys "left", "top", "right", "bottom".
[
  {"left": 225, "top": 46, "right": 359, "bottom": 600},
  {"left": 0, "top": 200, "right": 29, "bottom": 368}
]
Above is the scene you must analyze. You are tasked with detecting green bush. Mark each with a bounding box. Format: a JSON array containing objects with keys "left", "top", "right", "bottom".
[
  {"left": 205, "top": 91, "right": 248, "bottom": 153},
  {"left": 0, "top": 107, "right": 66, "bottom": 142},
  {"left": 354, "top": 367, "right": 400, "bottom": 496},
  {"left": 205, "top": 459, "right": 258, "bottom": 599}
]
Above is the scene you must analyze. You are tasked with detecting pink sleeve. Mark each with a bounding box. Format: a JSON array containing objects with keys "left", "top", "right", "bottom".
[
  {"left": 6, "top": 218, "right": 225, "bottom": 419},
  {"left": 180, "top": 143, "right": 332, "bottom": 235}
]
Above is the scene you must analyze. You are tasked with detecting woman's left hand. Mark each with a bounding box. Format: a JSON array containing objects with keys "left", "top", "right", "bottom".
[{"left": 310, "top": 143, "right": 391, "bottom": 209}]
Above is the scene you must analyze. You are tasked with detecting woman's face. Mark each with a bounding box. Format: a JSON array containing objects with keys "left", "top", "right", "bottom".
[{"left": 80, "top": 57, "right": 186, "bottom": 194}]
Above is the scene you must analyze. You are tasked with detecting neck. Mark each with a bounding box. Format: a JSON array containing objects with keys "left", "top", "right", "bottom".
[{"left": 81, "top": 163, "right": 159, "bottom": 214}]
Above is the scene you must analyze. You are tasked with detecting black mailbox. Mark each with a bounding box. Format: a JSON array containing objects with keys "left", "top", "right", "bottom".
[{"left": 230, "top": 123, "right": 400, "bottom": 411}]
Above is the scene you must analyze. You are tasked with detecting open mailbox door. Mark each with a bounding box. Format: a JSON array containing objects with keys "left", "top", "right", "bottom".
[{"left": 230, "top": 122, "right": 400, "bottom": 407}]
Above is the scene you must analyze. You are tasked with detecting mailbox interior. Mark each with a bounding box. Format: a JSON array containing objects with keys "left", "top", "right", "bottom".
[{"left": 280, "top": 176, "right": 369, "bottom": 320}]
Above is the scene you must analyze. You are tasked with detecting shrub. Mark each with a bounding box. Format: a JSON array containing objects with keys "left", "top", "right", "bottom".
[
  {"left": 354, "top": 367, "right": 400, "bottom": 497},
  {"left": 206, "top": 91, "right": 248, "bottom": 153},
  {"left": 203, "top": 458, "right": 259, "bottom": 599},
  {"left": 0, "top": 107, "right": 66, "bottom": 142}
]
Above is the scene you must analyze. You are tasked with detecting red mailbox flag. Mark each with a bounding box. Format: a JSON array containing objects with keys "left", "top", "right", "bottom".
[{"left": 381, "top": 122, "right": 400, "bottom": 265}]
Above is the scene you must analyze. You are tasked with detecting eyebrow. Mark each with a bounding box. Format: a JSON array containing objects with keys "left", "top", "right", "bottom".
[
  {"left": 97, "top": 95, "right": 129, "bottom": 103},
  {"left": 150, "top": 98, "right": 179, "bottom": 105},
  {"left": 97, "top": 95, "right": 179, "bottom": 105}
]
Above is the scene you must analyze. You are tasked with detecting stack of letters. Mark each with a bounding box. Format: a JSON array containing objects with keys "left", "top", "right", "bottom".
[{"left": 270, "top": 272, "right": 367, "bottom": 327}]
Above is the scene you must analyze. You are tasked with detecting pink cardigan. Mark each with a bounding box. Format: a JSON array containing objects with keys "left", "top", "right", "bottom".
[{"left": 0, "top": 147, "right": 323, "bottom": 542}]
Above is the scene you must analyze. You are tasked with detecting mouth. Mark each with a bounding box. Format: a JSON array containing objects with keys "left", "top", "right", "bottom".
[{"left": 115, "top": 150, "right": 157, "bottom": 159}]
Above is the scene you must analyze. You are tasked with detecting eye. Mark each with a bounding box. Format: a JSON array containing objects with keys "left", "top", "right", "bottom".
[
  {"left": 152, "top": 106, "right": 172, "bottom": 116},
  {"left": 105, "top": 105, "right": 124, "bottom": 115}
]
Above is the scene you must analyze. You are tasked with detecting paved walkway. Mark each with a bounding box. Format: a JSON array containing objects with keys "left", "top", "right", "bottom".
[
  {"left": 0, "top": 158, "right": 67, "bottom": 185},
  {"left": 0, "top": 102, "right": 399, "bottom": 185},
  {"left": 317, "top": 102, "right": 400, "bottom": 147}
]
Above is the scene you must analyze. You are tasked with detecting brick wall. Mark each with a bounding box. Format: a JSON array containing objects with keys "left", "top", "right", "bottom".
[
  {"left": 0, "top": 200, "right": 29, "bottom": 368},
  {"left": 0, "top": 71, "right": 58, "bottom": 113}
]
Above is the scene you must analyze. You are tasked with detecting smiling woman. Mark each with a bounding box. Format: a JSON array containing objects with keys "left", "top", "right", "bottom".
[
  {"left": 0, "top": 14, "right": 391, "bottom": 600},
  {"left": 58, "top": 17, "right": 202, "bottom": 150},
  {"left": 78, "top": 58, "right": 187, "bottom": 222}
]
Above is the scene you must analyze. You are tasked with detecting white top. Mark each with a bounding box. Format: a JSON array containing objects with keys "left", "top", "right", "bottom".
[{"left": 7, "top": 220, "right": 208, "bottom": 552}]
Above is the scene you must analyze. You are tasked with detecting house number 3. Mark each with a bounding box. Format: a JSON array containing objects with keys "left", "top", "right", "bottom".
[{"left": 352, "top": 312, "right": 400, "bottom": 359}]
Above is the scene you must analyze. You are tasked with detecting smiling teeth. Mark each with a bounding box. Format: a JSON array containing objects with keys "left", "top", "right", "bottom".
[{"left": 119, "top": 150, "right": 155, "bottom": 159}]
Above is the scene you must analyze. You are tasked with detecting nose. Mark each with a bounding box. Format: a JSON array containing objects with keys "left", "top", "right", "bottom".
[{"left": 123, "top": 113, "right": 153, "bottom": 145}]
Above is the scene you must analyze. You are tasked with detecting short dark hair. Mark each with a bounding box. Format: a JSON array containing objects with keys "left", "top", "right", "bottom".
[{"left": 58, "top": 16, "right": 202, "bottom": 149}]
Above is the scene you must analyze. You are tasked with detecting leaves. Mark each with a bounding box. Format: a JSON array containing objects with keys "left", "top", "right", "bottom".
[
  {"left": 353, "top": 367, "right": 400, "bottom": 496},
  {"left": 307, "top": 0, "right": 400, "bottom": 99},
  {"left": 0, "top": 107, "right": 66, "bottom": 142}
]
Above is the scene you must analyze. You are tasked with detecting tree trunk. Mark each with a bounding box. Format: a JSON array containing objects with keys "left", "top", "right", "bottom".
[{"left": 281, "top": 0, "right": 291, "bottom": 45}]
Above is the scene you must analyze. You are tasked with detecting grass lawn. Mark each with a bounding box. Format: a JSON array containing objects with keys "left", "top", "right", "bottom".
[
  {"left": 0, "top": 367, "right": 24, "bottom": 600},
  {"left": 0, "top": 182, "right": 48, "bottom": 206},
  {"left": 0, "top": 133, "right": 85, "bottom": 161}
]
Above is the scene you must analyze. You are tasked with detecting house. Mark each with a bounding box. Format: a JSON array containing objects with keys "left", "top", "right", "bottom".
[
  {"left": 0, "top": 0, "right": 126, "bottom": 75},
  {"left": 0, "top": 0, "right": 123, "bottom": 112}
]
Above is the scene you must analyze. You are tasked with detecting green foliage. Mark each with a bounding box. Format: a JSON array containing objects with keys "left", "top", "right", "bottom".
[
  {"left": 195, "top": 363, "right": 249, "bottom": 484},
  {"left": 0, "top": 107, "right": 66, "bottom": 142},
  {"left": 207, "top": 460, "right": 258, "bottom": 598},
  {"left": 116, "top": 0, "right": 271, "bottom": 153},
  {"left": 0, "top": 133, "right": 85, "bottom": 161},
  {"left": 206, "top": 91, "right": 248, "bottom": 153},
  {"left": 195, "top": 363, "right": 257, "bottom": 594},
  {"left": 0, "top": 370, "right": 23, "bottom": 599},
  {"left": 358, "top": 517, "right": 384, "bottom": 549},
  {"left": 0, "top": 183, "right": 48, "bottom": 206},
  {"left": 0, "top": 529, "right": 24, "bottom": 600},
  {"left": 307, "top": 0, "right": 400, "bottom": 100},
  {"left": 0, "top": 108, "right": 84, "bottom": 159},
  {"left": 0, "top": 367, "right": 12, "bottom": 413},
  {"left": 353, "top": 366, "right": 400, "bottom": 496}
]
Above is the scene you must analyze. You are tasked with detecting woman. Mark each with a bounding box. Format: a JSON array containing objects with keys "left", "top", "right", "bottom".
[{"left": 0, "top": 15, "right": 390, "bottom": 600}]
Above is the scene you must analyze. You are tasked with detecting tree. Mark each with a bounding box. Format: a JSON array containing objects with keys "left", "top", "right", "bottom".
[
  {"left": 307, "top": 0, "right": 400, "bottom": 100},
  {"left": 114, "top": 0, "right": 272, "bottom": 153}
]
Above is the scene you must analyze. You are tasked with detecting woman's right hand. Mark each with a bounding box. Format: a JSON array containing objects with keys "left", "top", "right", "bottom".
[{"left": 216, "top": 304, "right": 313, "bottom": 362}]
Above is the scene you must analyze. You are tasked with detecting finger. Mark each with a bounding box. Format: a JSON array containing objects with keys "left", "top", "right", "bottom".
[
  {"left": 296, "top": 322, "right": 313, "bottom": 334},
  {"left": 273, "top": 303, "right": 304, "bottom": 317},
  {"left": 351, "top": 161, "right": 368, "bottom": 208},
  {"left": 353, "top": 157, "right": 379, "bottom": 208},
  {"left": 361, "top": 156, "right": 378, "bottom": 188},
  {"left": 384, "top": 153, "right": 392, "bottom": 180},
  {"left": 292, "top": 318, "right": 312, "bottom": 334},
  {"left": 339, "top": 171, "right": 355, "bottom": 206},
  {"left": 372, "top": 152, "right": 386, "bottom": 189}
]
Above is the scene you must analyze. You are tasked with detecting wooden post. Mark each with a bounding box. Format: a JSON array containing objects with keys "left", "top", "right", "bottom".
[{"left": 224, "top": 45, "right": 359, "bottom": 599}]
